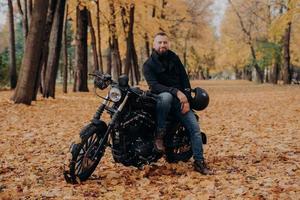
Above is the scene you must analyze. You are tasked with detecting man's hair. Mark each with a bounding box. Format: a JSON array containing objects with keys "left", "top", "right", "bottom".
[{"left": 154, "top": 32, "right": 168, "bottom": 38}]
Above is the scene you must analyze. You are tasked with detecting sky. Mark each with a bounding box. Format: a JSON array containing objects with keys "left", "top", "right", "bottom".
[
  {"left": 210, "top": 0, "right": 228, "bottom": 37},
  {"left": 0, "top": 3, "right": 7, "bottom": 31}
]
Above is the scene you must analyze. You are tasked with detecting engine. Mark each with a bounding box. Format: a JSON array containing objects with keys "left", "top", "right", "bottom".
[{"left": 111, "top": 110, "right": 158, "bottom": 167}]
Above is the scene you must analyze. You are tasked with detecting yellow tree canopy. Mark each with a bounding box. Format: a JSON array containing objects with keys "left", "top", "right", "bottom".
[
  {"left": 269, "top": 0, "right": 300, "bottom": 42},
  {"left": 67, "top": 0, "right": 215, "bottom": 72}
]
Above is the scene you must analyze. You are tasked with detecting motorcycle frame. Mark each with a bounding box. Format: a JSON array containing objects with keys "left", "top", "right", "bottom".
[{"left": 91, "top": 92, "right": 130, "bottom": 161}]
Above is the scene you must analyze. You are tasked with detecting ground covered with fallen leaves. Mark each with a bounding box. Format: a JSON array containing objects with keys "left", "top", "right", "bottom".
[{"left": 0, "top": 80, "right": 299, "bottom": 199}]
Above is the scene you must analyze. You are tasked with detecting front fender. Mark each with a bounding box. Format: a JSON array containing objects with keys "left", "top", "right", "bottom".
[{"left": 79, "top": 120, "right": 108, "bottom": 139}]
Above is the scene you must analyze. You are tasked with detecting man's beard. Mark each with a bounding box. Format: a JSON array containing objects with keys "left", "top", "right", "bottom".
[{"left": 157, "top": 48, "right": 168, "bottom": 56}]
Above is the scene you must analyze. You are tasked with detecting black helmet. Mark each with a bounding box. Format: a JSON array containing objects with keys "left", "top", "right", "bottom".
[{"left": 191, "top": 87, "right": 209, "bottom": 111}]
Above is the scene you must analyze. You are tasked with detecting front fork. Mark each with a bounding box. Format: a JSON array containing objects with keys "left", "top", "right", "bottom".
[{"left": 91, "top": 94, "right": 129, "bottom": 160}]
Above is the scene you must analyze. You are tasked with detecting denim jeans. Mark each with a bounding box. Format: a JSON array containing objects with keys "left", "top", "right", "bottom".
[{"left": 156, "top": 92, "right": 204, "bottom": 161}]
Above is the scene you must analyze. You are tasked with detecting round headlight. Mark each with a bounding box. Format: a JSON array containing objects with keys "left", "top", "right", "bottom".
[{"left": 109, "top": 87, "right": 122, "bottom": 102}]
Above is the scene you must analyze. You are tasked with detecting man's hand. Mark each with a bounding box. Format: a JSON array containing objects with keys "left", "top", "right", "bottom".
[
  {"left": 177, "top": 90, "right": 190, "bottom": 114},
  {"left": 181, "top": 102, "right": 190, "bottom": 114},
  {"left": 177, "top": 90, "right": 188, "bottom": 103}
]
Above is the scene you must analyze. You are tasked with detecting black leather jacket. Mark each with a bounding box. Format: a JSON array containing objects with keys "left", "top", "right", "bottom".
[{"left": 143, "top": 50, "right": 191, "bottom": 98}]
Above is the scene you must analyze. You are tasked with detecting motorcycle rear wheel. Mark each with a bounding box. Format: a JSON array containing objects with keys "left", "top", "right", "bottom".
[
  {"left": 165, "top": 145, "right": 192, "bottom": 163},
  {"left": 69, "top": 124, "right": 107, "bottom": 183},
  {"left": 165, "top": 127, "right": 193, "bottom": 163}
]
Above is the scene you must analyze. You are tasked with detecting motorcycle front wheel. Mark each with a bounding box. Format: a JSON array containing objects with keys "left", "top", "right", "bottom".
[{"left": 68, "top": 124, "right": 107, "bottom": 183}]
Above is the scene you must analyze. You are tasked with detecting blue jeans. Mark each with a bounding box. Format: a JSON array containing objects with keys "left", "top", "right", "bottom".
[{"left": 156, "top": 92, "right": 204, "bottom": 161}]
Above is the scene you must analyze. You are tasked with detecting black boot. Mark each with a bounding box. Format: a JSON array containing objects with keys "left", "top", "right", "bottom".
[
  {"left": 194, "top": 160, "right": 213, "bottom": 175},
  {"left": 154, "top": 128, "right": 166, "bottom": 153}
]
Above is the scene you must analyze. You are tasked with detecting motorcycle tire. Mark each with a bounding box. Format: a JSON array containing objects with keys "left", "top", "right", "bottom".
[
  {"left": 165, "top": 147, "right": 193, "bottom": 163},
  {"left": 68, "top": 124, "right": 107, "bottom": 183},
  {"left": 165, "top": 127, "right": 193, "bottom": 163}
]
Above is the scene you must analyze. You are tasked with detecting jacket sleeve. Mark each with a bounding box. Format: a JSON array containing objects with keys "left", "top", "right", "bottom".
[{"left": 143, "top": 63, "right": 178, "bottom": 96}]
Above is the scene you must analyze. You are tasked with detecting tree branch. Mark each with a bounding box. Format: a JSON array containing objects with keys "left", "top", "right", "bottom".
[
  {"left": 16, "top": 0, "right": 24, "bottom": 16},
  {"left": 228, "top": 0, "right": 251, "bottom": 40}
]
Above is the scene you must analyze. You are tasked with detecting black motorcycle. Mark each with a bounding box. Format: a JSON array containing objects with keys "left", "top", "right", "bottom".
[{"left": 64, "top": 71, "right": 208, "bottom": 184}]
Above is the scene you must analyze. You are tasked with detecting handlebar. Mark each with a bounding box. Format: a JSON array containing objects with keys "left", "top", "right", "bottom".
[{"left": 89, "top": 71, "right": 113, "bottom": 90}]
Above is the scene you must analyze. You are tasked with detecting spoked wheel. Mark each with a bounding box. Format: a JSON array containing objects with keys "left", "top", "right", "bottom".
[
  {"left": 165, "top": 126, "right": 193, "bottom": 163},
  {"left": 66, "top": 124, "right": 107, "bottom": 183}
]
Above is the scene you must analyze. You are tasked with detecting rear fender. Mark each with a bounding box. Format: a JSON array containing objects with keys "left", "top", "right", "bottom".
[
  {"left": 201, "top": 132, "right": 207, "bottom": 144},
  {"left": 194, "top": 113, "right": 199, "bottom": 121}
]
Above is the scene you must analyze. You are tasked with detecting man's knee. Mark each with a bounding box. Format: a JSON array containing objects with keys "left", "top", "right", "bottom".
[{"left": 158, "top": 92, "right": 173, "bottom": 105}]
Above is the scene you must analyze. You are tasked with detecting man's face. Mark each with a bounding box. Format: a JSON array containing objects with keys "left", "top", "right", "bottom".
[{"left": 153, "top": 35, "right": 169, "bottom": 54}]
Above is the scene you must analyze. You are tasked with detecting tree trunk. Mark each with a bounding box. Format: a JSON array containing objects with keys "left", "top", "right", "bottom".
[
  {"left": 122, "top": 5, "right": 130, "bottom": 76},
  {"left": 243, "top": 65, "right": 252, "bottom": 81},
  {"left": 96, "top": 0, "right": 104, "bottom": 73},
  {"left": 270, "top": 58, "right": 279, "bottom": 84},
  {"left": 106, "top": 37, "right": 112, "bottom": 75},
  {"left": 250, "top": 45, "right": 264, "bottom": 83},
  {"left": 130, "top": 65, "right": 134, "bottom": 85},
  {"left": 206, "top": 68, "right": 210, "bottom": 79},
  {"left": 24, "top": 0, "right": 28, "bottom": 36},
  {"left": 16, "top": 0, "right": 29, "bottom": 39},
  {"left": 108, "top": 0, "right": 122, "bottom": 79},
  {"left": 73, "top": 72, "right": 77, "bottom": 92},
  {"left": 282, "top": 22, "right": 292, "bottom": 84},
  {"left": 7, "top": 0, "right": 17, "bottom": 89},
  {"left": 124, "top": 4, "right": 139, "bottom": 85},
  {"left": 234, "top": 66, "right": 242, "bottom": 79},
  {"left": 11, "top": 0, "right": 49, "bottom": 105},
  {"left": 161, "top": 0, "right": 167, "bottom": 19},
  {"left": 28, "top": 0, "right": 33, "bottom": 19},
  {"left": 35, "top": 0, "right": 58, "bottom": 99},
  {"left": 68, "top": 56, "right": 73, "bottom": 83},
  {"left": 144, "top": 33, "right": 150, "bottom": 58},
  {"left": 125, "top": 37, "right": 132, "bottom": 76},
  {"left": 74, "top": 5, "right": 89, "bottom": 92},
  {"left": 152, "top": 5, "right": 156, "bottom": 17},
  {"left": 265, "top": 68, "right": 269, "bottom": 83},
  {"left": 132, "top": 44, "right": 140, "bottom": 84},
  {"left": 88, "top": 10, "right": 99, "bottom": 72},
  {"left": 183, "top": 37, "right": 187, "bottom": 67},
  {"left": 63, "top": 4, "right": 68, "bottom": 94},
  {"left": 200, "top": 70, "right": 205, "bottom": 80},
  {"left": 43, "top": 0, "right": 66, "bottom": 98}
]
